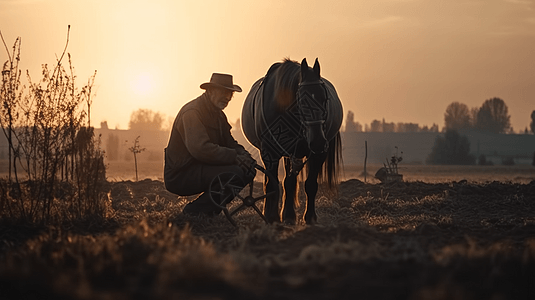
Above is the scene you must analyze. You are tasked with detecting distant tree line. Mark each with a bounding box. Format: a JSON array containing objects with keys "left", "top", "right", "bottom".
[
  {"left": 128, "top": 108, "right": 166, "bottom": 131},
  {"left": 443, "top": 97, "right": 532, "bottom": 134}
]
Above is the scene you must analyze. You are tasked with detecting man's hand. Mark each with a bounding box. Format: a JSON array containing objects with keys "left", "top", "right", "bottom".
[
  {"left": 235, "top": 152, "right": 257, "bottom": 179},
  {"left": 235, "top": 152, "right": 256, "bottom": 169}
]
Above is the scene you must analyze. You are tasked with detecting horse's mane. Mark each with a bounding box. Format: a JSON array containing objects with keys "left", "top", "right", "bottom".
[
  {"left": 275, "top": 58, "right": 301, "bottom": 91},
  {"left": 268, "top": 58, "right": 301, "bottom": 111}
]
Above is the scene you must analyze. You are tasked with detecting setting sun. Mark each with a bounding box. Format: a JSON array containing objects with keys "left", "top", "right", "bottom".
[{"left": 131, "top": 72, "right": 155, "bottom": 97}]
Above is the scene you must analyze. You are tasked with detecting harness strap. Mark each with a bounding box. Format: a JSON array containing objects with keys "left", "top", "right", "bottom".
[
  {"left": 296, "top": 80, "right": 329, "bottom": 129},
  {"left": 298, "top": 79, "right": 324, "bottom": 86}
]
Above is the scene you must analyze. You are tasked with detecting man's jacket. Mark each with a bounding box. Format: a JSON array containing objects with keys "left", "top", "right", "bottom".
[{"left": 164, "top": 93, "right": 247, "bottom": 177}]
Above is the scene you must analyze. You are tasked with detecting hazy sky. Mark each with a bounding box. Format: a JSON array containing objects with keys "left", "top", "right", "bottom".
[{"left": 1, "top": 0, "right": 534, "bottom": 132}]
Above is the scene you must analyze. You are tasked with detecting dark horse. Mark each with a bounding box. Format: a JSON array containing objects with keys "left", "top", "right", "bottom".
[{"left": 241, "top": 58, "right": 343, "bottom": 224}]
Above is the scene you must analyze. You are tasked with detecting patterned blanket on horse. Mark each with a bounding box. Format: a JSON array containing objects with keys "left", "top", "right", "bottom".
[{"left": 241, "top": 75, "right": 343, "bottom": 153}]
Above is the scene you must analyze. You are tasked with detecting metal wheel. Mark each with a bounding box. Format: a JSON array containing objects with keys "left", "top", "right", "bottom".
[{"left": 208, "top": 163, "right": 277, "bottom": 227}]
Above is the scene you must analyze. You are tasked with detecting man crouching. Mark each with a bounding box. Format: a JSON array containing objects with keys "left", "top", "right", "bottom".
[{"left": 164, "top": 73, "right": 255, "bottom": 216}]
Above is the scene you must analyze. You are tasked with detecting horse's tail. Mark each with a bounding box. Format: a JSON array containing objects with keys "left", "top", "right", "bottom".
[{"left": 319, "top": 132, "right": 343, "bottom": 189}]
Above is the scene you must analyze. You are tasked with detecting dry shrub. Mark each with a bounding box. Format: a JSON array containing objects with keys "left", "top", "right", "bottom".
[{"left": 0, "top": 29, "right": 106, "bottom": 224}]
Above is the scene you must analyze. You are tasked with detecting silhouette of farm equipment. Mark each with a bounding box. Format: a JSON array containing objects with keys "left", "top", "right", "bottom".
[
  {"left": 208, "top": 163, "right": 277, "bottom": 227},
  {"left": 375, "top": 147, "right": 403, "bottom": 183}
]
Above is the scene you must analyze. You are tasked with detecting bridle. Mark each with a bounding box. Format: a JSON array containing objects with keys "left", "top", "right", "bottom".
[
  {"left": 296, "top": 79, "right": 330, "bottom": 152},
  {"left": 296, "top": 79, "right": 329, "bottom": 130}
]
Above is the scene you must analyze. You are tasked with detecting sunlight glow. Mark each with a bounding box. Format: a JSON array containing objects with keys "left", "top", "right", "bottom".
[
  {"left": 1, "top": 0, "right": 534, "bottom": 131},
  {"left": 131, "top": 73, "right": 155, "bottom": 96}
]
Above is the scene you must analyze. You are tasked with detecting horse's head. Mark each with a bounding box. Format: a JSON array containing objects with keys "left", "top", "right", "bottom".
[{"left": 298, "top": 58, "right": 329, "bottom": 154}]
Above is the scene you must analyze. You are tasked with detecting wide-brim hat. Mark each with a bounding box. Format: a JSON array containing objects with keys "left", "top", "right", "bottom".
[{"left": 200, "top": 73, "right": 242, "bottom": 92}]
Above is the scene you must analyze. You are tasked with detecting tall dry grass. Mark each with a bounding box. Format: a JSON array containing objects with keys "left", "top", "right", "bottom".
[{"left": 0, "top": 28, "right": 107, "bottom": 224}]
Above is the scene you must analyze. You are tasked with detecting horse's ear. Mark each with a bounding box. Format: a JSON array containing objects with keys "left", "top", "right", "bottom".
[
  {"left": 313, "top": 58, "right": 320, "bottom": 76},
  {"left": 301, "top": 58, "right": 308, "bottom": 77}
]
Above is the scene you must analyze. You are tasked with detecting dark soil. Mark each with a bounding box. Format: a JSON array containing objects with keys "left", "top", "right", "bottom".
[{"left": 1, "top": 178, "right": 535, "bottom": 300}]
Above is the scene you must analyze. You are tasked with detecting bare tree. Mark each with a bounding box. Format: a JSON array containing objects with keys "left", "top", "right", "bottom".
[
  {"left": 444, "top": 102, "right": 471, "bottom": 130},
  {"left": 128, "top": 108, "right": 165, "bottom": 131},
  {"left": 476, "top": 97, "right": 511, "bottom": 134},
  {"left": 129, "top": 136, "right": 146, "bottom": 181}
]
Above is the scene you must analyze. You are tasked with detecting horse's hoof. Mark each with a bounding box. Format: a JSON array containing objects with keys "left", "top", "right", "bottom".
[
  {"left": 267, "top": 216, "right": 281, "bottom": 224},
  {"left": 283, "top": 218, "right": 297, "bottom": 226},
  {"left": 304, "top": 216, "right": 318, "bottom": 225},
  {"left": 282, "top": 212, "right": 297, "bottom": 225}
]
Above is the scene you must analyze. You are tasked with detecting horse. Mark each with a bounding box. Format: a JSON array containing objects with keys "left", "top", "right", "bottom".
[{"left": 241, "top": 58, "right": 343, "bottom": 224}]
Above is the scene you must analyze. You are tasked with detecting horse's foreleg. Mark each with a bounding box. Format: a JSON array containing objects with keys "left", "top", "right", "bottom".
[
  {"left": 281, "top": 158, "right": 298, "bottom": 225},
  {"left": 262, "top": 157, "right": 281, "bottom": 224},
  {"left": 304, "top": 154, "right": 327, "bottom": 225},
  {"left": 304, "top": 177, "right": 318, "bottom": 225}
]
